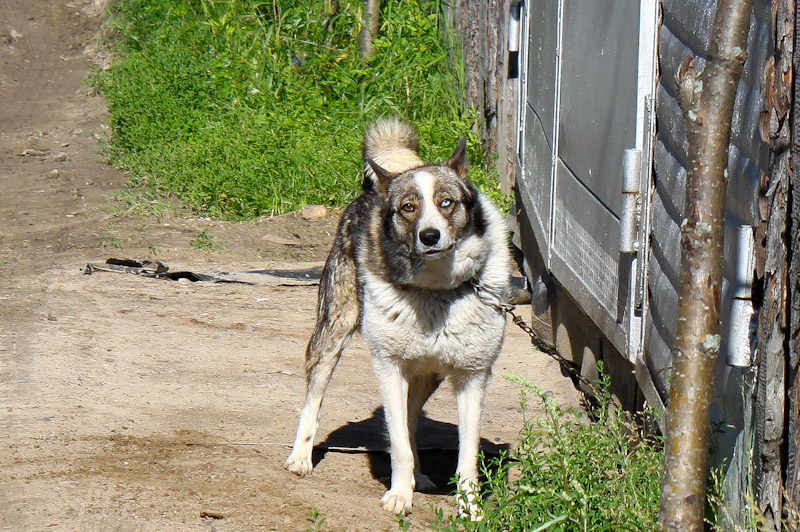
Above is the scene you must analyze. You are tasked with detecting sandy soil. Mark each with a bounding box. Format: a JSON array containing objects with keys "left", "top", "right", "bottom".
[{"left": 0, "top": 2, "right": 581, "bottom": 531}]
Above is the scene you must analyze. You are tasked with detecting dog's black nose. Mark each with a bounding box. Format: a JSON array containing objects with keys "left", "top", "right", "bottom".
[{"left": 419, "top": 228, "right": 440, "bottom": 247}]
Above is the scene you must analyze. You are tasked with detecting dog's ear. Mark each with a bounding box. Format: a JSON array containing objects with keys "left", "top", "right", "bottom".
[
  {"left": 366, "top": 158, "right": 398, "bottom": 194},
  {"left": 444, "top": 137, "right": 468, "bottom": 179}
]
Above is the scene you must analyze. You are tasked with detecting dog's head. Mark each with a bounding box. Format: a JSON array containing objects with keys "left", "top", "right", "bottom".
[{"left": 368, "top": 138, "right": 488, "bottom": 287}]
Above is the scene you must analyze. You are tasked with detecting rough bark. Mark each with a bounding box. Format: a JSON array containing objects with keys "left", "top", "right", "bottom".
[
  {"left": 359, "top": 0, "right": 380, "bottom": 60},
  {"left": 755, "top": 156, "right": 790, "bottom": 529},
  {"left": 751, "top": 1, "right": 795, "bottom": 528},
  {"left": 658, "top": 1, "right": 753, "bottom": 531},
  {"left": 787, "top": 0, "right": 800, "bottom": 521}
]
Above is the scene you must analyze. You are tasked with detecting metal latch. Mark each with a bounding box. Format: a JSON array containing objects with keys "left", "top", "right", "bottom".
[
  {"left": 508, "top": 1, "right": 522, "bottom": 52},
  {"left": 727, "top": 225, "right": 756, "bottom": 368}
]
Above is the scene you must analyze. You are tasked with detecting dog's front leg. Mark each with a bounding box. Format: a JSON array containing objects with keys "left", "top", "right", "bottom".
[
  {"left": 407, "top": 374, "right": 441, "bottom": 492},
  {"left": 453, "top": 369, "right": 491, "bottom": 520},
  {"left": 374, "top": 358, "right": 415, "bottom": 515}
]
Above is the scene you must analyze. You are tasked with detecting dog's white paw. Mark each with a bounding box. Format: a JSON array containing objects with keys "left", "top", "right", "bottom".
[
  {"left": 415, "top": 473, "right": 437, "bottom": 492},
  {"left": 456, "top": 480, "right": 483, "bottom": 521},
  {"left": 284, "top": 453, "right": 313, "bottom": 477},
  {"left": 457, "top": 500, "right": 483, "bottom": 522},
  {"left": 381, "top": 489, "right": 413, "bottom": 515}
]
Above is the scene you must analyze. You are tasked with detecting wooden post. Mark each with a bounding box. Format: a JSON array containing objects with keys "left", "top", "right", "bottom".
[
  {"left": 785, "top": 0, "right": 800, "bottom": 522},
  {"left": 359, "top": 0, "right": 380, "bottom": 60}
]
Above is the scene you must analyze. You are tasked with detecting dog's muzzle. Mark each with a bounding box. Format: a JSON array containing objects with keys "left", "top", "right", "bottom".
[{"left": 416, "top": 228, "right": 454, "bottom": 258}]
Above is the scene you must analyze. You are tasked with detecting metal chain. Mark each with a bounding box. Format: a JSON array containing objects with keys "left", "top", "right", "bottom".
[
  {"left": 471, "top": 279, "right": 597, "bottom": 392},
  {"left": 501, "top": 304, "right": 597, "bottom": 391}
]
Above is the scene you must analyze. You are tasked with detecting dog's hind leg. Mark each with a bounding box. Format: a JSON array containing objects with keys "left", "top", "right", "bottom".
[
  {"left": 285, "top": 251, "right": 359, "bottom": 477},
  {"left": 407, "top": 374, "right": 441, "bottom": 491}
]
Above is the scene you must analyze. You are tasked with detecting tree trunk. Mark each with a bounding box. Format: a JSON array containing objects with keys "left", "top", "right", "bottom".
[
  {"left": 658, "top": 1, "right": 753, "bottom": 531},
  {"left": 359, "top": 0, "right": 380, "bottom": 60}
]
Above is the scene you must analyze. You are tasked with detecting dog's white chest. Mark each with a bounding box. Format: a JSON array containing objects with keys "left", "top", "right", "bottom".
[{"left": 361, "top": 278, "right": 506, "bottom": 371}]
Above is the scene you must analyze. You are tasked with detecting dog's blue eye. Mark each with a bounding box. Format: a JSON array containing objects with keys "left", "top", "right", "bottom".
[{"left": 440, "top": 198, "right": 453, "bottom": 208}]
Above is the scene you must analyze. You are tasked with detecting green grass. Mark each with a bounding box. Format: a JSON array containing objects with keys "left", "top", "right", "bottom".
[
  {"left": 190, "top": 228, "right": 226, "bottom": 252},
  {"left": 304, "top": 507, "right": 327, "bottom": 532},
  {"left": 430, "top": 370, "right": 664, "bottom": 532},
  {"left": 94, "top": 0, "right": 502, "bottom": 220}
]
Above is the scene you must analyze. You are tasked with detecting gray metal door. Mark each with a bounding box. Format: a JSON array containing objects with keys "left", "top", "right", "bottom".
[{"left": 517, "top": 0, "right": 659, "bottom": 359}]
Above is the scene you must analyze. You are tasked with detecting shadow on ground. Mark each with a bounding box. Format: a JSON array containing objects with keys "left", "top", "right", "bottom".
[{"left": 313, "top": 407, "right": 510, "bottom": 493}]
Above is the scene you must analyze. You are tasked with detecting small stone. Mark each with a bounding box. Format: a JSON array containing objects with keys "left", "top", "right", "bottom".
[
  {"left": 47, "top": 169, "right": 60, "bottom": 178},
  {"left": 19, "top": 148, "right": 47, "bottom": 157},
  {"left": 7, "top": 29, "right": 23, "bottom": 42},
  {"left": 301, "top": 204, "right": 327, "bottom": 220},
  {"left": 53, "top": 152, "right": 69, "bottom": 162},
  {"left": 200, "top": 510, "right": 225, "bottom": 520}
]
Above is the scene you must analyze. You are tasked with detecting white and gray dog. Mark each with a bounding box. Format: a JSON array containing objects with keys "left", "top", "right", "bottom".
[{"left": 285, "top": 118, "right": 511, "bottom": 517}]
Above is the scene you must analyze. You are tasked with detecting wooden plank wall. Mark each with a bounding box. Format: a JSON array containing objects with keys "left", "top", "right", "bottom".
[{"left": 446, "top": 0, "right": 519, "bottom": 194}]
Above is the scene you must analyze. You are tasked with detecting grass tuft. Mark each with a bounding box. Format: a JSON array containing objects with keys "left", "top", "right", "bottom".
[
  {"left": 190, "top": 228, "right": 226, "bottom": 252},
  {"left": 430, "top": 368, "right": 663, "bottom": 532}
]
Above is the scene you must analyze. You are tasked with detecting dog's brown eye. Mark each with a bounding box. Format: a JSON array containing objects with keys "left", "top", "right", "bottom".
[{"left": 400, "top": 202, "right": 416, "bottom": 213}]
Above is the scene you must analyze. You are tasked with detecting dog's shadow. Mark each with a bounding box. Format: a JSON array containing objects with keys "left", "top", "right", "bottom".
[{"left": 313, "top": 407, "right": 510, "bottom": 494}]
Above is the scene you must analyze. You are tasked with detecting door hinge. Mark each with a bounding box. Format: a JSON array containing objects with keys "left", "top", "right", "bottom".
[{"left": 620, "top": 148, "right": 642, "bottom": 254}]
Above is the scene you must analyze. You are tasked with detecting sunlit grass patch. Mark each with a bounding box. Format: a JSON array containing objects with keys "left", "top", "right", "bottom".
[{"left": 94, "top": 0, "right": 502, "bottom": 220}]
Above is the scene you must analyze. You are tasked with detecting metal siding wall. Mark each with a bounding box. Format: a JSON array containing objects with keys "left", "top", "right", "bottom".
[
  {"left": 525, "top": 0, "right": 559, "bottom": 142},
  {"left": 558, "top": 0, "right": 639, "bottom": 217},
  {"left": 553, "top": 161, "right": 622, "bottom": 320},
  {"left": 519, "top": 0, "right": 559, "bottom": 254},
  {"left": 647, "top": 0, "right": 772, "bottom": 467},
  {"left": 547, "top": 0, "right": 641, "bottom": 352}
]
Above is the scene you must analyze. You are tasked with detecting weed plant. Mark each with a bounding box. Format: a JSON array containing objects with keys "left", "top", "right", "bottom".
[
  {"left": 190, "top": 228, "right": 226, "bottom": 252},
  {"left": 94, "top": 0, "right": 499, "bottom": 220},
  {"left": 431, "top": 372, "right": 663, "bottom": 532}
]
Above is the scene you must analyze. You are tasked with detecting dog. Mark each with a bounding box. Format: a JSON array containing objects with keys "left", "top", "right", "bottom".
[{"left": 284, "top": 118, "right": 512, "bottom": 517}]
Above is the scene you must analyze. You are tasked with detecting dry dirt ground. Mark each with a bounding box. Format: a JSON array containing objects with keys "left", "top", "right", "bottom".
[{"left": 0, "top": 2, "right": 581, "bottom": 531}]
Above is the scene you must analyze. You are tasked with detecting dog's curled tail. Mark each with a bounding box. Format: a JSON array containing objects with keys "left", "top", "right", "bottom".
[{"left": 363, "top": 118, "right": 423, "bottom": 189}]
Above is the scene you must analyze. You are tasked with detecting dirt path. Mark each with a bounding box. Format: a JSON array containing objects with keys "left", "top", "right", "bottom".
[{"left": 0, "top": 2, "right": 580, "bottom": 531}]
